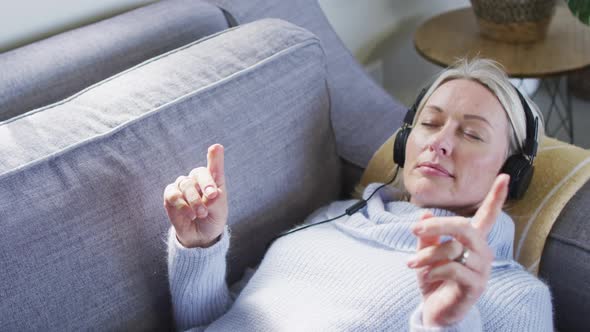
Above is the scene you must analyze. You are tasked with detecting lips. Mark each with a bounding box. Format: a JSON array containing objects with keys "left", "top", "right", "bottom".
[{"left": 416, "top": 162, "right": 454, "bottom": 177}]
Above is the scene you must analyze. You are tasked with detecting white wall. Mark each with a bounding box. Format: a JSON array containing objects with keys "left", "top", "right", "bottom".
[
  {"left": 0, "top": 0, "right": 157, "bottom": 52},
  {"left": 318, "top": 0, "right": 400, "bottom": 63},
  {"left": 319, "top": 0, "right": 470, "bottom": 105}
]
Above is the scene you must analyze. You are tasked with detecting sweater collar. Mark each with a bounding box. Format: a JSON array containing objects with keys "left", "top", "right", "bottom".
[{"left": 332, "top": 183, "right": 516, "bottom": 265}]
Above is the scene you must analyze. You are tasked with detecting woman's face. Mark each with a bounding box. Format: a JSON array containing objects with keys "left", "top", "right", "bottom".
[{"left": 403, "top": 79, "right": 511, "bottom": 215}]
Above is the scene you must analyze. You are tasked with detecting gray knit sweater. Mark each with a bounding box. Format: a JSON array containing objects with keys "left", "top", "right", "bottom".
[{"left": 167, "top": 183, "right": 553, "bottom": 331}]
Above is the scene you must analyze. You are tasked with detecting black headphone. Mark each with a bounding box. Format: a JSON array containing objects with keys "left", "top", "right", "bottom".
[{"left": 393, "top": 84, "right": 539, "bottom": 200}]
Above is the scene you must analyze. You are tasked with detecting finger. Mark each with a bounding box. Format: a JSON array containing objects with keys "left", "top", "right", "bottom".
[
  {"left": 176, "top": 176, "right": 208, "bottom": 219},
  {"left": 412, "top": 216, "right": 489, "bottom": 252},
  {"left": 411, "top": 245, "right": 490, "bottom": 274},
  {"left": 189, "top": 167, "right": 218, "bottom": 200},
  {"left": 164, "top": 183, "right": 196, "bottom": 221},
  {"left": 407, "top": 239, "right": 463, "bottom": 268},
  {"left": 458, "top": 247, "right": 494, "bottom": 275},
  {"left": 416, "top": 211, "right": 439, "bottom": 250},
  {"left": 473, "top": 173, "right": 510, "bottom": 236},
  {"left": 207, "top": 144, "right": 225, "bottom": 187},
  {"left": 425, "top": 261, "right": 486, "bottom": 296},
  {"left": 415, "top": 265, "right": 440, "bottom": 295}
]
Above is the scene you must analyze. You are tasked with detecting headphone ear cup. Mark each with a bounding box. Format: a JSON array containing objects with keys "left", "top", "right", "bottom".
[
  {"left": 393, "top": 127, "right": 411, "bottom": 167},
  {"left": 501, "top": 155, "right": 534, "bottom": 200}
]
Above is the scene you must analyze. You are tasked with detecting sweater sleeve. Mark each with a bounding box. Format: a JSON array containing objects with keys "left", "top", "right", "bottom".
[
  {"left": 167, "top": 226, "right": 233, "bottom": 331},
  {"left": 409, "top": 303, "right": 482, "bottom": 332}
]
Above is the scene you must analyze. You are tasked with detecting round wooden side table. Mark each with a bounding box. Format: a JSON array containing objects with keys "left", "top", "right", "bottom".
[{"left": 414, "top": 6, "right": 590, "bottom": 143}]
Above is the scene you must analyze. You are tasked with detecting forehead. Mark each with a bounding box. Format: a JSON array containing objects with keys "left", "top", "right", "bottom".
[{"left": 422, "top": 79, "right": 506, "bottom": 123}]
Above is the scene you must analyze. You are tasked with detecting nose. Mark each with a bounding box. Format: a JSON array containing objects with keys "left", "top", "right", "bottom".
[{"left": 427, "top": 126, "right": 453, "bottom": 157}]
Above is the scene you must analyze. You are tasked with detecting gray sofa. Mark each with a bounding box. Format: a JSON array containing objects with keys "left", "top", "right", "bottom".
[{"left": 0, "top": 0, "right": 587, "bottom": 330}]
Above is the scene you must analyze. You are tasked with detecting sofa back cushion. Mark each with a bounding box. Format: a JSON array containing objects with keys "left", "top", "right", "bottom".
[
  {"left": 0, "top": 19, "right": 341, "bottom": 330},
  {"left": 0, "top": 0, "right": 230, "bottom": 121}
]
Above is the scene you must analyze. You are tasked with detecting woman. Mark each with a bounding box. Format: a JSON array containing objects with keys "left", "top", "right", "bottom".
[{"left": 163, "top": 58, "right": 553, "bottom": 331}]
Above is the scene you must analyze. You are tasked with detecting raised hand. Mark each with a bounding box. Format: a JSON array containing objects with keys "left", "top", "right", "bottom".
[
  {"left": 406, "top": 174, "right": 510, "bottom": 327},
  {"left": 163, "top": 144, "right": 228, "bottom": 248}
]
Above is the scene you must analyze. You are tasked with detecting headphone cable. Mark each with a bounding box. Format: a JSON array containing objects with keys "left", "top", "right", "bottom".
[{"left": 266, "top": 166, "right": 400, "bottom": 250}]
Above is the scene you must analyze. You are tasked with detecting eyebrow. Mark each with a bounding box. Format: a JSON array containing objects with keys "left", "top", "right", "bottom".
[{"left": 424, "top": 105, "right": 493, "bottom": 128}]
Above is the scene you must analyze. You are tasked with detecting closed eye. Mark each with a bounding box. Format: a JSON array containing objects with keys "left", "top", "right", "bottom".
[
  {"left": 464, "top": 131, "right": 483, "bottom": 141},
  {"left": 420, "top": 122, "right": 438, "bottom": 128}
]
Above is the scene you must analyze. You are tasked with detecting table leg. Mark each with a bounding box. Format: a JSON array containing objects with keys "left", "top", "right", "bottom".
[
  {"left": 566, "top": 78, "right": 574, "bottom": 144},
  {"left": 531, "top": 76, "right": 574, "bottom": 144}
]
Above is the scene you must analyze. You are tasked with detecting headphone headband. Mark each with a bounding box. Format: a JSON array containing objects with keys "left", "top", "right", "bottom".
[
  {"left": 403, "top": 88, "right": 427, "bottom": 126},
  {"left": 513, "top": 87, "right": 539, "bottom": 159}
]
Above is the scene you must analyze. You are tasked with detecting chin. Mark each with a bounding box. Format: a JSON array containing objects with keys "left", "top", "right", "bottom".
[
  {"left": 411, "top": 194, "right": 449, "bottom": 208},
  {"left": 407, "top": 178, "right": 451, "bottom": 207}
]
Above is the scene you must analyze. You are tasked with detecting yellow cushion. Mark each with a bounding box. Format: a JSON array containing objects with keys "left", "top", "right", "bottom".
[{"left": 355, "top": 135, "right": 590, "bottom": 275}]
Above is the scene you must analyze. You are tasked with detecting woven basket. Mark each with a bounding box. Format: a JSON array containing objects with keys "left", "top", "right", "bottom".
[{"left": 470, "top": 0, "right": 557, "bottom": 43}]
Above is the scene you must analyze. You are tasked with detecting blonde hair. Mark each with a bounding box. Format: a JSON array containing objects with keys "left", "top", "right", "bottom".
[{"left": 353, "top": 57, "right": 544, "bottom": 199}]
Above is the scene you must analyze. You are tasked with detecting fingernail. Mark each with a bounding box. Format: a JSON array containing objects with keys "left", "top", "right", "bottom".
[
  {"left": 204, "top": 186, "right": 216, "bottom": 197},
  {"left": 198, "top": 206, "right": 207, "bottom": 217},
  {"left": 407, "top": 258, "right": 417, "bottom": 268}
]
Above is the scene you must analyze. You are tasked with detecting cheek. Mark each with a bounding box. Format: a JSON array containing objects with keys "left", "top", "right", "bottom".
[
  {"left": 456, "top": 150, "right": 506, "bottom": 194},
  {"left": 404, "top": 132, "right": 423, "bottom": 165},
  {"left": 402, "top": 132, "right": 439, "bottom": 197},
  {"left": 463, "top": 146, "right": 506, "bottom": 174}
]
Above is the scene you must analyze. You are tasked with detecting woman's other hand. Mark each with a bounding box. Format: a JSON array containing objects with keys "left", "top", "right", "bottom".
[
  {"left": 163, "top": 144, "right": 228, "bottom": 248},
  {"left": 407, "top": 174, "right": 510, "bottom": 327}
]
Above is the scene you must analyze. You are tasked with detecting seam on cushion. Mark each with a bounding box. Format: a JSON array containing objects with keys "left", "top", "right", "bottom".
[
  {"left": 0, "top": 39, "right": 325, "bottom": 180},
  {"left": 0, "top": 20, "right": 300, "bottom": 126},
  {"left": 309, "top": 35, "right": 349, "bottom": 175},
  {"left": 316, "top": 36, "right": 341, "bottom": 173},
  {"left": 547, "top": 233, "right": 590, "bottom": 252}
]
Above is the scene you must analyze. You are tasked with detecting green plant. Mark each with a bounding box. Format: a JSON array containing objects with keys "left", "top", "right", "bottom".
[{"left": 566, "top": 0, "right": 590, "bottom": 25}]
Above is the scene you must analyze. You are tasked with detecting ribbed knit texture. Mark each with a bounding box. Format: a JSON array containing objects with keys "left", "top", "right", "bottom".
[
  {"left": 168, "top": 183, "right": 553, "bottom": 331},
  {"left": 167, "top": 227, "right": 232, "bottom": 330}
]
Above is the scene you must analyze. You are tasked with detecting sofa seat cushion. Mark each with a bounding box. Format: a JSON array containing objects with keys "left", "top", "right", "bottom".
[
  {"left": 0, "top": 0, "right": 230, "bottom": 121},
  {"left": 0, "top": 19, "right": 341, "bottom": 330}
]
